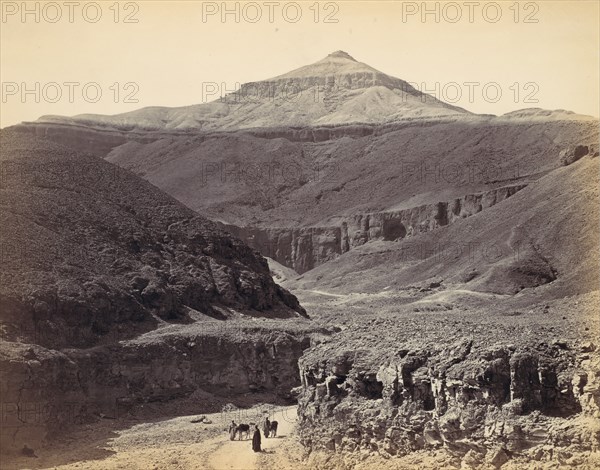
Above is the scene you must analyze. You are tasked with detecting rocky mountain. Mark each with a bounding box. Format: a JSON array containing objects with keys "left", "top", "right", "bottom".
[
  {"left": 34, "top": 51, "right": 470, "bottom": 131},
  {"left": 12, "top": 81, "right": 599, "bottom": 288},
  {"left": 0, "top": 129, "right": 306, "bottom": 349}
]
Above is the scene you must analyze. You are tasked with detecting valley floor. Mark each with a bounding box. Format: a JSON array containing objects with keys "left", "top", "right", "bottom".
[{"left": 2, "top": 406, "right": 299, "bottom": 470}]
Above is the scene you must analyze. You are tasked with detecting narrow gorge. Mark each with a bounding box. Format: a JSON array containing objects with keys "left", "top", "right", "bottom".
[{"left": 221, "top": 184, "right": 526, "bottom": 273}]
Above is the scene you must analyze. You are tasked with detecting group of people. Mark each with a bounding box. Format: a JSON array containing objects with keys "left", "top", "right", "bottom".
[{"left": 227, "top": 416, "right": 278, "bottom": 453}]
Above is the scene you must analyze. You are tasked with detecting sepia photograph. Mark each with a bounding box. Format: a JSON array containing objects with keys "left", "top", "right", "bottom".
[{"left": 1, "top": 1, "right": 599, "bottom": 469}]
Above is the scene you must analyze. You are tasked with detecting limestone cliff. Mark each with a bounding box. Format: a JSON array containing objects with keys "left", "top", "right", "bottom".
[
  {"left": 296, "top": 335, "right": 600, "bottom": 467},
  {"left": 221, "top": 185, "right": 526, "bottom": 274}
]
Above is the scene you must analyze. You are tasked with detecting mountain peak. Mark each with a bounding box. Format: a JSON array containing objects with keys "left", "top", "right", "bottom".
[
  {"left": 327, "top": 50, "right": 356, "bottom": 61},
  {"left": 272, "top": 51, "right": 379, "bottom": 80},
  {"left": 35, "top": 51, "right": 472, "bottom": 131}
]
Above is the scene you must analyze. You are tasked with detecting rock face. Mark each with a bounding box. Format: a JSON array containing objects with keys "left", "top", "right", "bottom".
[
  {"left": 0, "top": 325, "right": 313, "bottom": 453},
  {"left": 559, "top": 144, "right": 596, "bottom": 166},
  {"left": 221, "top": 185, "right": 526, "bottom": 273},
  {"left": 220, "top": 224, "right": 343, "bottom": 274},
  {"left": 296, "top": 339, "right": 600, "bottom": 466}
]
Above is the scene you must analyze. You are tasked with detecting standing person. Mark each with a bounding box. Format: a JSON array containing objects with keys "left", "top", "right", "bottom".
[
  {"left": 252, "top": 425, "right": 261, "bottom": 452},
  {"left": 228, "top": 420, "right": 237, "bottom": 441},
  {"left": 263, "top": 417, "right": 270, "bottom": 438}
]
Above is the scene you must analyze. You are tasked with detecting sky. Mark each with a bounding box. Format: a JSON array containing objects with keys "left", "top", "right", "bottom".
[{"left": 1, "top": 1, "right": 599, "bottom": 127}]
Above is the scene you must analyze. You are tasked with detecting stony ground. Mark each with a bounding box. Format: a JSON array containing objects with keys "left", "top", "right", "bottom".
[{"left": 291, "top": 287, "right": 600, "bottom": 365}]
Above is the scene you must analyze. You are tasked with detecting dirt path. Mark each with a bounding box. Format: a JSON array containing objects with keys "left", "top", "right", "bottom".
[
  {"left": 208, "top": 407, "right": 297, "bottom": 470},
  {"left": 3, "top": 405, "right": 298, "bottom": 470}
]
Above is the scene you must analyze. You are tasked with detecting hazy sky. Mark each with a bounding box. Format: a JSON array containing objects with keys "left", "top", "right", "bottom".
[{"left": 1, "top": 1, "right": 598, "bottom": 127}]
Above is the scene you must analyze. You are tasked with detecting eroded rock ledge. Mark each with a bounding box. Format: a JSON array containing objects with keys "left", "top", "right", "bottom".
[
  {"left": 222, "top": 184, "right": 526, "bottom": 274},
  {"left": 296, "top": 339, "right": 600, "bottom": 467}
]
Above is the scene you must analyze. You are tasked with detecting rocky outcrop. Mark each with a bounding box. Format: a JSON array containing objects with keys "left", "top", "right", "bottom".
[
  {"left": 559, "top": 144, "right": 597, "bottom": 166},
  {"left": 342, "top": 184, "right": 526, "bottom": 247},
  {"left": 221, "top": 185, "right": 526, "bottom": 273},
  {"left": 296, "top": 340, "right": 600, "bottom": 467},
  {"left": 237, "top": 71, "right": 404, "bottom": 99},
  {"left": 221, "top": 224, "right": 343, "bottom": 274}
]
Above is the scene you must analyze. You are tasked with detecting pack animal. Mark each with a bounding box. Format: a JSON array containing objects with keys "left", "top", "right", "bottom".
[{"left": 235, "top": 423, "right": 251, "bottom": 440}]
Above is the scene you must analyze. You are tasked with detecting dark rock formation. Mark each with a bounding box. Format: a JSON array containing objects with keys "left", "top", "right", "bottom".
[{"left": 0, "top": 130, "right": 305, "bottom": 349}]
